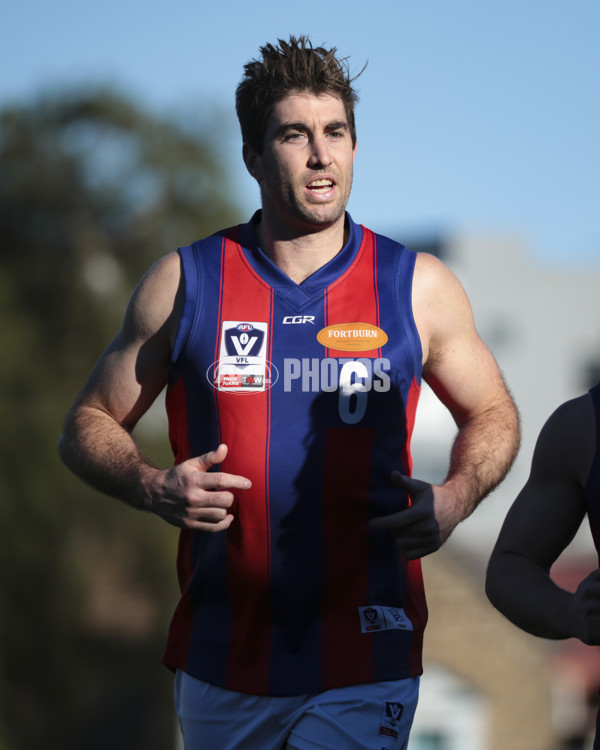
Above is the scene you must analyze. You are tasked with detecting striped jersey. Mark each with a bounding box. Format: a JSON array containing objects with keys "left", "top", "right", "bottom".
[{"left": 162, "top": 212, "right": 428, "bottom": 696}]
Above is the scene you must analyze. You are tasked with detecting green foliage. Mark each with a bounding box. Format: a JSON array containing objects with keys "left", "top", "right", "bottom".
[{"left": 0, "top": 87, "right": 243, "bottom": 750}]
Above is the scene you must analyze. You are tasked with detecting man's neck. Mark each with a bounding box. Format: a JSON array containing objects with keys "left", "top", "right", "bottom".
[{"left": 256, "top": 214, "right": 348, "bottom": 285}]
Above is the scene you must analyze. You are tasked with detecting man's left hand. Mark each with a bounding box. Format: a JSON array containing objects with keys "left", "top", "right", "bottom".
[{"left": 369, "top": 472, "right": 457, "bottom": 559}]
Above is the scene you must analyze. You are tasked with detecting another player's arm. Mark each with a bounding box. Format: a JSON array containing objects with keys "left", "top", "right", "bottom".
[
  {"left": 58, "top": 252, "right": 251, "bottom": 530},
  {"left": 486, "top": 395, "right": 600, "bottom": 644},
  {"left": 371, "top": 253, "right": 520, "bottom": 557}
]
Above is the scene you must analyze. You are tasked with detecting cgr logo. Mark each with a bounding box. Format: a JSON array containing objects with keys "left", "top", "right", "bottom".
[{"left": 283, "top": 316, "right": 315, "bottom": 325}]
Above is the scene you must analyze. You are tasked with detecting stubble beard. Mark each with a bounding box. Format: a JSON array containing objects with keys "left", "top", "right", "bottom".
[{"left": 281, "top": 175, "right": 353, "bottom": 234}]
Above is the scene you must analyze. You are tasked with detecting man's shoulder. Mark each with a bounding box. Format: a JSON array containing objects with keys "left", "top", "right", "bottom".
[
  {"left": 537, "top": 393, "right": 595, "bottom": 480},
  {"left": 357, "top": 220, "right": 410, "bottom": 253},
  {"left": 182, "top": 224, "right": 243, "bottom": 252},
  {"left": 180, "top": 214, "right": 259, "bottom": 258},
  {"left": 549, "top": 393, "right": 593, "bottom": 433},
  {"left": 411, "top": 250, "right": 463, "bottom": 298},
  {"left": 589, "top": 381, "right": 600, "bottom": 408},
  {"left": 356, "top": 223, "right": 422, "bottom": 277}
]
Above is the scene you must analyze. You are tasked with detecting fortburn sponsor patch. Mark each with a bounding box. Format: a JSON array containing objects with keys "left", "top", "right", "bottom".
[{"left": 317, "top": 322, "right": 388, "bottom": 352}]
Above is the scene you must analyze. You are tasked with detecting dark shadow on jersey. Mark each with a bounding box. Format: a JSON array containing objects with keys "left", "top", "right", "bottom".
[{"left": 270, "top": 381, "right": 411, "bottom": 667}]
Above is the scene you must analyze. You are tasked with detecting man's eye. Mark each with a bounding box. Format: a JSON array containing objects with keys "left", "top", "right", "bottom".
[{"left": 284, "top": 132, "right": 305, "bottom": 141}]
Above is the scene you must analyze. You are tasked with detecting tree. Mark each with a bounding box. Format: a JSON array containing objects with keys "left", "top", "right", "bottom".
[{"left": 0, "top": 86, "right": 243, "bottom": 750}]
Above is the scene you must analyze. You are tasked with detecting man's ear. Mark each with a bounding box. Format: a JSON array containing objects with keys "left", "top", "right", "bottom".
[{"left": 242, "top": 143, "right": 262, "bottom": 182}]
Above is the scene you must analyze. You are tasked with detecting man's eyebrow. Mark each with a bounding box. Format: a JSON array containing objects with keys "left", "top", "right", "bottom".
[
  {"left": 276, "top": 122, "right": 309, "bottom": 136},
  {"left": 275, "top": 120, "right": 349, "bottom": 136},
  {"left": 324, "top": 120, "right": 349, "bottom": 132}
]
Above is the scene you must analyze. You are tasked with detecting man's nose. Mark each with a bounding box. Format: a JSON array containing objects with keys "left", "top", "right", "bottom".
[{"left": 307, "top": 136, "right": 332, "bottom": 168}]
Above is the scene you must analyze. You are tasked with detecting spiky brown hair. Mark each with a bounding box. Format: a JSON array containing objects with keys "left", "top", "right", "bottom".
[{"left": 235, "top": 35, "right": 362, "bottom": 153}]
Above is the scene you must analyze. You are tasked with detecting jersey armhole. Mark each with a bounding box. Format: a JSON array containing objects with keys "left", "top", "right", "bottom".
[
  {"left": 171, "top": 243, "right": 203, "bottom": 365},
  {"left": 397, "top": 248, "right": 423, "bottom": 385}
]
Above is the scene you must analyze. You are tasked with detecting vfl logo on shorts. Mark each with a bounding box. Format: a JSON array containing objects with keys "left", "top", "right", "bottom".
[
  {"left": 359, "top": 606, "right": 413, "bottom": 633},
  {"left": 379, "top": 701, "right": 404, "bottom": 740},
  {"left": 207, "top": 321, "right": 278, "bottom": 393}
]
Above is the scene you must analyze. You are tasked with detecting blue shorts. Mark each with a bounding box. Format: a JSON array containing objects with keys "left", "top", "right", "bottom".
[{"left": 174, "top": 669, "right": 419, "bottom": 750}]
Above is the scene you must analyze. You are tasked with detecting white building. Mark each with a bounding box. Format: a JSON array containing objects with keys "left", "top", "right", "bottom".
[
  {"left": 410, "top": 230, "right": 600, "bottom": 557},
  {"left": 408, "top": 230, "right": 600, "bottom": 750}
]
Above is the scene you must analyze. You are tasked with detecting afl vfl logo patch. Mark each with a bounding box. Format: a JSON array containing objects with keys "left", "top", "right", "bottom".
[
  {"left": 317, "top": 322, "right": 388, "bottom": 352},
  {"left": 207, "top": 321, "right": 278, "bottom": 393}
]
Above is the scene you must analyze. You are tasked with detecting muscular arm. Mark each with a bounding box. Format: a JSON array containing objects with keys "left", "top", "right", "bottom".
[
  {"left": 419, "top": 253, "right": 520, "bottom": 533},
  {"left": 59, "top": 252, "right": 251, "bottom": 529},
  {"left": 59, "top": 253, "right": 178, "bottom": 505},
  {"left": 485, "top": 395, "right": 600, "bottom": 643},
  {"left": 371, "top": 253, "right": 520, "bottom": 557}
]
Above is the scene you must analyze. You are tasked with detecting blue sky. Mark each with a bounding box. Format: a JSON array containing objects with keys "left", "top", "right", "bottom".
[{"left": 2, "top": 0, "right": 599, "bottom": 266}]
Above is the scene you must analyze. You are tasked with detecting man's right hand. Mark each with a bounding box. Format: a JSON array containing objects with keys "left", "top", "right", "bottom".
[{"left": 145, "top": 444, "right": 252, "bottom": 531}]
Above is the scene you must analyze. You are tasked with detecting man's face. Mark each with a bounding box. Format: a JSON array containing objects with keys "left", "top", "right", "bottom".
[{"left": 245, "top": 91, "right": 357, "bottom": 235}]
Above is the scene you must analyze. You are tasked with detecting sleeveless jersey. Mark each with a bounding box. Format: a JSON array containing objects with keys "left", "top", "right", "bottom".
[{"left": 162, "top": 212, "right": 428, "bottom": 696}]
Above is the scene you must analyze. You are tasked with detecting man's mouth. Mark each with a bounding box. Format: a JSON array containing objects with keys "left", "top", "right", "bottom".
[{"left": 307, "top": 178, "right": 334, "bottom": 193}]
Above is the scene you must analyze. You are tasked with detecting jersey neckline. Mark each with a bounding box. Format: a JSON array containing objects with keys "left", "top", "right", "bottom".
[{"left": 236, "top": 211, "right": 364, "bottom": 300}]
